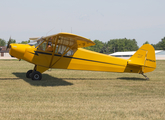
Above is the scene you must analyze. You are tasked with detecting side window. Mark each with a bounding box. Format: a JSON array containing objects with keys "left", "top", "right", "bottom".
[
  {"left": 55, "top": 44, "right": 75, "bottom": 56},
  {"left": 66, "top": 49, "right": 74, "bottom": 56},
  {"left": 58, "top": 45, "right": 66, "bottom": 54}
]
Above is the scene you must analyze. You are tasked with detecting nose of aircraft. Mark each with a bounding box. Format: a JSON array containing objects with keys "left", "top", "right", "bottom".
[{"left": 9, "top": 44, "right": 31, "bottom": 59}]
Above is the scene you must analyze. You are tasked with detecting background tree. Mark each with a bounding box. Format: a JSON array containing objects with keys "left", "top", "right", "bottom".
[
  {"left": 20, "top": 40, "right": 30, "bottom": 44},
  {"left": 0, "top": 38, "right": 6, "bottom": 46},
  {"left": 160, "top": 37, "right": 165, "bottom": 50},
  {"left": 143, "top": 41, "right": 149, "bottom": 45},
  {"left": 84, "top": 40, "right": 104, "bottom": 52},
  {"left": 10, "top": 39, "right": 16, "bottom": 43},
  {"left": 106, "top": 38, "right": 139, "bottom": 53},
  {"left": 100, "top": 44, "right": 108, "bottom": 53},
  {"left": 84, "top": 38, "right": 139, "bottom": 53},
  {"left": 152, "top": 37, "right": 165, "bottom": 50}
]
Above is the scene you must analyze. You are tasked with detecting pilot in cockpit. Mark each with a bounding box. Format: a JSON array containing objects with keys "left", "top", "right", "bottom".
[{"left": 46, "top": 42, "right": 53, "bottom": 52}]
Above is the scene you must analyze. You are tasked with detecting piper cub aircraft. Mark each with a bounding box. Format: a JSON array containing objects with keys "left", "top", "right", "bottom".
[{"left": 7, "top": 32, "right": 156, "bottom": 80}]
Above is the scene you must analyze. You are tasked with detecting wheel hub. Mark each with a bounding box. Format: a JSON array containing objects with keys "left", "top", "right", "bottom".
[{"left": 34, "top": 74, "right": 40, "bottom": 79}]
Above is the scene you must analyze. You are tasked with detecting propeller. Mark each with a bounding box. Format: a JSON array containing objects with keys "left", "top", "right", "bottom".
[{"left": 6, "top": 36, "right": 11, "bottom": 50}]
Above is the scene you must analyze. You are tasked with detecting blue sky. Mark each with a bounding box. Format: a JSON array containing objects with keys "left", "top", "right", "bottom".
[{"left": 0, "top": 0, "right": 165, "bottom": 46}]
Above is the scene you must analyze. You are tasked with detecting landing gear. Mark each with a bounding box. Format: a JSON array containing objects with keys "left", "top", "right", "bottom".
[
  {"left": 140, "top": 72, "right": 149, "bottom": 80},
  {"left": 26, "top": 70, "right": 42, "bottom": 80},
  {"left": 31, "top": 71, "right": 42, "bottom": 80},
  {"left": 26, "top": 70, "right": 33, "bottom": 78}
]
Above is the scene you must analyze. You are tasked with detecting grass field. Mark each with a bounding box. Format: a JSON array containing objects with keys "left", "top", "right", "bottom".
[{"left": 0, "top": 60, "right": 165, "bottom": 120}]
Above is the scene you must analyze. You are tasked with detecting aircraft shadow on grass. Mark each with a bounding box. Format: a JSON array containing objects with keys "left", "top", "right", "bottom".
[
  {"left": 12, "top": 72, "right": 73, "bottom": 87},
  {"left": 117, "top": 77, "right": 147, "bottom": 81},
  {"left": 62, "top": 77, "right": 146, "bottom": 81},
  {"left": 5, "top": 73, "right": 147, "bottom": 87}
]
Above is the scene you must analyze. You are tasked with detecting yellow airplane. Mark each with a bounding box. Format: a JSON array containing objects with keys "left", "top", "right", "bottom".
[{"left": 7, "top": 32, "right": 156, "bottom": 80}]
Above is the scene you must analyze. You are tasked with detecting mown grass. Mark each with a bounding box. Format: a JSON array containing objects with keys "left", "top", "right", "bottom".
[{"left": 0, "top": 60, "right": 165, "bottom": 120}]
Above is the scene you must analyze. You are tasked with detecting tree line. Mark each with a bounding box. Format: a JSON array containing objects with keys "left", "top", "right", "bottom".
[
  {"left": 85, "top": 38, "right": 139, "bottom": 54},
  {"left": 84, "top": 37, "right": 165, "bottom": 53},
  {"left": 151, "top": 37, "right": 165, "bottom": 50},
  {"left": 0, "top": 38, "right": 30, "bottom": 46},
  {"left": 0, "top": 37, "right": 165, "bottom": 53}
]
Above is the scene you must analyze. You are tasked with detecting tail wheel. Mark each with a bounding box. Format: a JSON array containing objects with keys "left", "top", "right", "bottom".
[
  {"left": 31, "top": 71, "right": 42, "bottom": 80},
  {"left": 26, "top": 70, "right": 33, "bottom": 78}
]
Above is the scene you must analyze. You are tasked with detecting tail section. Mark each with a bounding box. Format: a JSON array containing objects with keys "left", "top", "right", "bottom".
[{"left": 127, "top": 44, "right": 156, "bottom": 73}]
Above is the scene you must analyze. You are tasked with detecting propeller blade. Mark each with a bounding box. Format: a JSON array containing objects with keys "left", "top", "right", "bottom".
[{"left": 6, "top": 36, "right": 11, "bottom": 50}]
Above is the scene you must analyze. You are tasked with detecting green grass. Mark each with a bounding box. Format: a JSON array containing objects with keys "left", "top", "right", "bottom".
[{"left": 0, "top": 60, "right": 165, "bottom": 120}]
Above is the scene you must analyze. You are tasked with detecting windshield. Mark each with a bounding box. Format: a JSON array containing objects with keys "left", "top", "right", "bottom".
[
  {"left": 35, "top": 38, "right": 48, "bottom": 51},
  {"left": 35, "top": 39, "right": 44, "bottom": 48}
]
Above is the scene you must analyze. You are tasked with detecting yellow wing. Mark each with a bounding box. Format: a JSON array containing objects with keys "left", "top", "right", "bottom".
[{"left": 29, "top": 32, "right": 95, "bottom": 48}]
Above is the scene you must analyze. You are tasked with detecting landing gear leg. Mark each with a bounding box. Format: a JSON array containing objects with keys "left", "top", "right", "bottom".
[{"left": 140, "top": 73, "right": 149, "bottom": 80}]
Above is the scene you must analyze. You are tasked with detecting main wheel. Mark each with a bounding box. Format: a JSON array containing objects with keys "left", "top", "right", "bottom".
[
  {"left": 31, "top": 71, "right": 42, "bottom": 80},
  {"left": 26, "top": 70, "right": 33, "bottom": 78}
]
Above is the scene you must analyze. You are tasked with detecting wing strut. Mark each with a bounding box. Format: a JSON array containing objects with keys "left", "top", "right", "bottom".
[
  {"left": 50, "top": 43, "right": 77, "bottom": 68},
  {"left": 49, "top": 36, "right": 59, "bottom": 68}
]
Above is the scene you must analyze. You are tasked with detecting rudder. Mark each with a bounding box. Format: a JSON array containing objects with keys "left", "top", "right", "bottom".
[{"left": 128, "top": 44, "right": 156, "bottom": 73}]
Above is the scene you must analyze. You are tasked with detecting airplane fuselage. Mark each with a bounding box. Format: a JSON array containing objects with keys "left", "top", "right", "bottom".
[
  {"left": 9, "top": 44, "right": 145, "bottom": 74},
  {"left": 8, "top": 33, "right": 156, "bottom": 80}
]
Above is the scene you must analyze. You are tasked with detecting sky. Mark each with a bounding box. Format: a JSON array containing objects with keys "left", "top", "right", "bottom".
[{"left": 0, "top": 0, "right": 165, "bottom": 47}]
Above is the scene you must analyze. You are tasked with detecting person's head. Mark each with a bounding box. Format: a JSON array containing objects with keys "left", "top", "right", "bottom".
[{"left": 48, "top": 42, "right": 52, "bottom": 46}]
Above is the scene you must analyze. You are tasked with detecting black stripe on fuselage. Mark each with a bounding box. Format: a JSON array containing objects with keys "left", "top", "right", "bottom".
[
  {"left": 65, "top": 55, "right": 125, "bottom": 67},
  {"left": 30, "top": 51, "right": 125, "bottom": 67},
  {"left": 29, "top": 51, "right": 156, "bottom": 69}
]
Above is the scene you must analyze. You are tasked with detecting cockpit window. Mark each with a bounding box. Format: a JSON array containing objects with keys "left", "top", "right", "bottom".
[
  {"left": 55, "top": 45, "right": 75, "bottom": 56},
  {"left": 35, "top": 37, "right": 76, "bottom": 56}
]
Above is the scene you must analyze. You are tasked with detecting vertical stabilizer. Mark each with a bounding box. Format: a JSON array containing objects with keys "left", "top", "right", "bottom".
[{"left": 128, "top": 44, "right": 156, "bottom": 73}]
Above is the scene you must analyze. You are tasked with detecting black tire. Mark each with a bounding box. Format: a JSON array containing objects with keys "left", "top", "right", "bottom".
[
  {"left": 31, "top": 71, "right": 42, "bottom": 80},
  {"left": 26, "top": 70, "right": 33, "bottom": 78}
]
